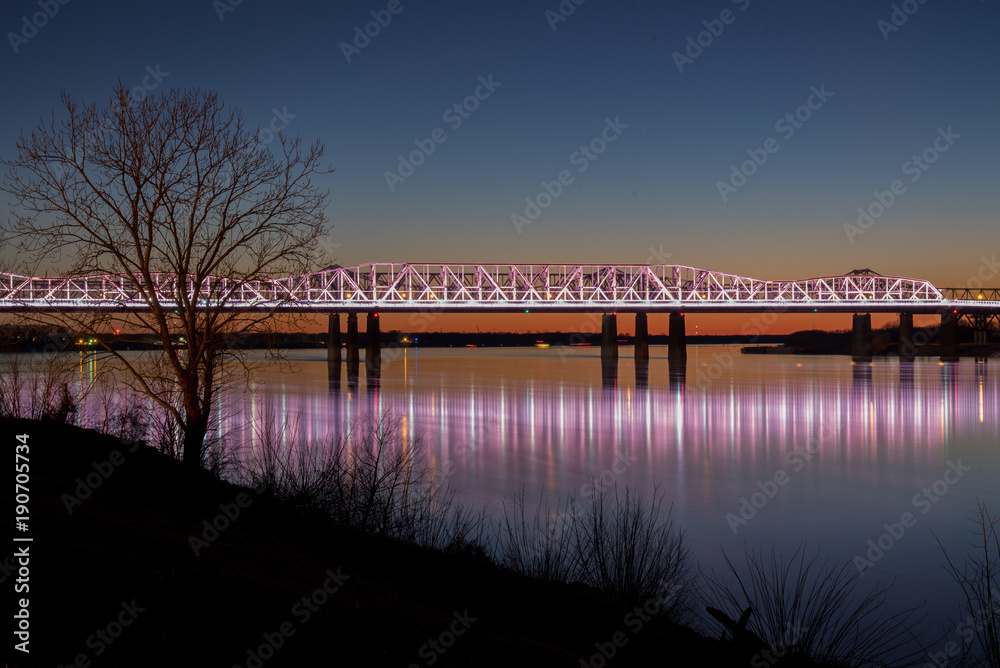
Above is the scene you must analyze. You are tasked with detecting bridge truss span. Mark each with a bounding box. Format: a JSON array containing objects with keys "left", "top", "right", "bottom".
[{"left": 1, "top": 263, "right": 988, "bottom": 314}]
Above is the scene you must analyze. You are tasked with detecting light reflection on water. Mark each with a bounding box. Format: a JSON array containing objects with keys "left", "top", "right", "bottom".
[{"left": 75, "top": 345, "right": 999, "bottom": 638}]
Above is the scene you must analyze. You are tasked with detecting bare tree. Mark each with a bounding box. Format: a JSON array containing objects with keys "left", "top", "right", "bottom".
[{"left": 2, "top": 85, "right": 331, "bottom": 467}]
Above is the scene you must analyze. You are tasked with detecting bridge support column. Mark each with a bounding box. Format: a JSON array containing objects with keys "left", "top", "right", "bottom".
[
  {"left": 601, "top": 313, "right": 618, "bottom": 389},
  {"left": 601, "top": 313, "right": 619, "bottom": 361},
  {"left": 346, "top": 313, "right": 360, "bottom": 385},
  {"left": 898, "top": 313, "right": 915, "bottom": 362},
  {"left": 668, "top": 313, "right": 687, "bottom": 364},
  {"left": 634, "top": 312, "right": 649, "bottom": 363},
  {"left": 851, "top": 313, "right": 873, "bottom": 362},
  {"left": 366, "top": 312, "right": 381, "bottom": 384},
  {"left": 327, "top": 313, "right": 342, "bottom": 365},
  {"left": 971, "top": 314, "right": 990, "bottom": 346},
  {"left": 940, "top": 312, "right": 960, "bottom": 362}
]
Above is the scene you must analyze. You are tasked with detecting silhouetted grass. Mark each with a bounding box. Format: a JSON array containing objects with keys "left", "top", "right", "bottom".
[
  {"left": 0, "top": 353, "right": 77, "bottom": 422},
  {"left": 493, "top": 482, "right": 696, "bottom": 620},
  {"left": 494, "top": 489, "right": 578, "bottom": 584},
  {"left": 572, "top": 483, "right": 695, "bottom": 616},
  {"left": 937, "top": 499, "right": 1000, "bottom": 668},
  {"left": 232, "top": 408, "right": 488, "bottom": 553},
  {"left": 702, "top": 544, "right": 926, "bottom": 667}
]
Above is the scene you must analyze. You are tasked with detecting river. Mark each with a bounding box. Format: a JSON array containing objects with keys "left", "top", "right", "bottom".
[{"left": 69, "top": 344, "right": 1000, "bottom": 653}]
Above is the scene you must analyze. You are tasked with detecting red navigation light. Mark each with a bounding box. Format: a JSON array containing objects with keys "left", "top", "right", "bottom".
[{"left": 374, "top": 313, "right": 380, "bottom": 318}]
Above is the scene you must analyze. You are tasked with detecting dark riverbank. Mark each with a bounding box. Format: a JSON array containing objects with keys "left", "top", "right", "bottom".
[
  {"left": 3, "top": 417, "right": 762, "bottom": 667},
  {"left": 743, "top": 327, "right": 1000, "bottom": 357}
]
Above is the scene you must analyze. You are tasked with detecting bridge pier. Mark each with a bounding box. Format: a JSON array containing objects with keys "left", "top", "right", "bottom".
[
  {"left": 327, "top": 313, "right": 342, "bottom": 390},
  {"left": 601, "top": 313, "right": 619, "bottom": 361},
  {"left": 327, "top": 313, "right": 342, "bottom": 365},
  {"left": 668, "top": 313, "right": 687, "bottom": 364},
  {"left": 898, "top": 313, "right": 915, "bottom": 362},
  {"left": 366, "top": 312, "right": 381, "bottom": 384},
  {"left": 971, "top": 314, "right": 990, "bottom": 346},
  {"left": 851, "top": 313, "right": 873, "bottom": 362},
  {"left": 634, "top": 312, "right": 649, "bottom": 363},
  {"left": 940, "top": 312, "right": 960, "bottom": 362},
  {"left": 346, "top": 313, "right": 360, "bottom": 386}
]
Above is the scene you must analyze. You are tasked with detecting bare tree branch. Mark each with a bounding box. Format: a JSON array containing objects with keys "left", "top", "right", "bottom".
[{"left": 2, "top": 84, "right": 333, "bottom": 467}]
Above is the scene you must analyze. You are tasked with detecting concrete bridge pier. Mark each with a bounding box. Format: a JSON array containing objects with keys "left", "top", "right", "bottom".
[
  {"left": 940, "top": 312, "right": 960, "bottom": 362},
  {"left": 971, "top": 314, "right": 991, "bottom": 346},
  {"left": 366, "top": 312, "right": 381, "bottom": 385},
  {"left": 668, "top": 313, "right": 687, "bottom": 364},
  {"left": 634, "top": 312, "right": 649, "bottom": 363},
  {"left": 601, "top": 313, "right": 619, "bottom": 362},
  {"left": 327, "top": 313, "right": 342, "bottom": 390},
  {"left": 328, "top": 313, "right": 342, "bottom": 363},
  {"left": 851, "top": 314, "right": 873, "bottom": 363},
  {"left": 346, "top": 313, "right": 360, "bottom": 387},
  {"left": 898, "top": 313, "right": 915, "bottom": 362},
  {"left": 601, "top": 313, "right": 618, "bottom": 389}
]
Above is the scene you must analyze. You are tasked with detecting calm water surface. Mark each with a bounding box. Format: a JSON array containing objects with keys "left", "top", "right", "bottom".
[{"left": 83, "top": 345, "right": 1000, "bottom": 643}]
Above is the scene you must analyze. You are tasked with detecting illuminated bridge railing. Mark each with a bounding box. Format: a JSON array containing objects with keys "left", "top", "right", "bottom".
[{"left": 0, "top": 264, "right": 995, "bottom": 313}]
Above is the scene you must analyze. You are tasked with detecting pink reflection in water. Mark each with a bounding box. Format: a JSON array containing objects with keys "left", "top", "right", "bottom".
[{"left": 64, "top": 346, "right": 1000, "bottom": 635}]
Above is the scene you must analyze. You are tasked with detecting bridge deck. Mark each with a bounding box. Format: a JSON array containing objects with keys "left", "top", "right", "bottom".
[{"left": 1, "top": 264, "right": 997, "bottom": 314}]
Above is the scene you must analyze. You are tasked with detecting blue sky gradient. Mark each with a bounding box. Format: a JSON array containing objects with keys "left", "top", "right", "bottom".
[{"left": 2, "top": 0, "right": 997, "bottom": 332}]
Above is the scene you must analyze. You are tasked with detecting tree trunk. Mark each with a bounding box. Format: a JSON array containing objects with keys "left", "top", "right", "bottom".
[{"left": 183, "top": 409, "right": 209, "bottom": 468}]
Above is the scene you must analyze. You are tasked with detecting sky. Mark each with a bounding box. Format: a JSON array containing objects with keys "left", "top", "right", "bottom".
[{"left": 1, "top": 0, "right": 998, "bottom": 334}]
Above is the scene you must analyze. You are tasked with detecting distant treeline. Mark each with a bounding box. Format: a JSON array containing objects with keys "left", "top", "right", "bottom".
[
  {"left": 5, "top": 323, "right": 990, "bottom": 355},
  {"left": 783, "top": 324, "right": 985, "bottom": 355},
  {"left": 0, "top": 323, "right": 785, "bottom": 353}
]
